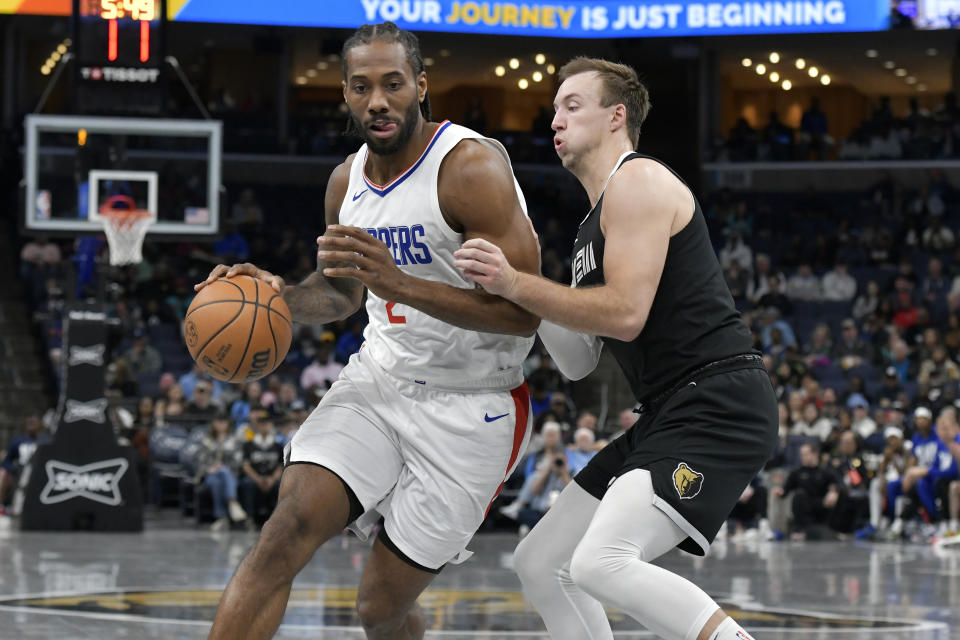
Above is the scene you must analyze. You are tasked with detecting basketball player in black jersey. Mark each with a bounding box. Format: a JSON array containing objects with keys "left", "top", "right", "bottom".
[{"left": 454, "top": 58, "right": 777, "bottom": 640}]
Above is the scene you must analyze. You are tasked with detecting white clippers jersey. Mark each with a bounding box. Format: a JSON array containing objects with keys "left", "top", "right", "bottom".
[{"left": 339, "top": 121, "right": 534, "bottom": 391}]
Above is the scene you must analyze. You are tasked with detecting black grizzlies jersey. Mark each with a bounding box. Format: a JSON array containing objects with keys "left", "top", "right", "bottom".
[{"left": 571, "top": 153, "right": 754, "bottom": 402}]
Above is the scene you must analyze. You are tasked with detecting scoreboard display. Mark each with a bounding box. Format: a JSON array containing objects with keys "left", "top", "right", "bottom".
[{"left": 72, "top": 0, "right": 166, "bottom": 114}]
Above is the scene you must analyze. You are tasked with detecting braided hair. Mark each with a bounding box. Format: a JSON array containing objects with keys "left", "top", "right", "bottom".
[{"left": 341, "top": 21, "right": 432, "bottom": 132}]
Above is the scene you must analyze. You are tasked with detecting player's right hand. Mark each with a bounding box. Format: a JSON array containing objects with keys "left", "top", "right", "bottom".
[{"left": 194, "top": 262, "right": 285, "bottom": 294}]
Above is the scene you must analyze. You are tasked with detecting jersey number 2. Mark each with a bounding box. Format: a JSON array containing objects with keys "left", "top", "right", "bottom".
[{"left": 386, "top": 302, "right": 406, "bottom": 324}]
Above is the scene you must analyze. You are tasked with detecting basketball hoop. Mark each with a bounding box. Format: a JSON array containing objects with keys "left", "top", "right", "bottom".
[{"left": 100, "top": 197, "right": 153, "bottom": 266}]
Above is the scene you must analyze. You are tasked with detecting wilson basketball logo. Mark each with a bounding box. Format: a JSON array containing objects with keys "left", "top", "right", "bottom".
[
  {"left": 244, "top": 349, "right": 272, "bottom": 382},
  {"left": 672, "top": 462, "right": 704, "bottom": 499}
]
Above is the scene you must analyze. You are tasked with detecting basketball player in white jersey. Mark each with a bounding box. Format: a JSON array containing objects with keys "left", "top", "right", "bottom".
[
  {"left": 454, "top": 58, "right": 776, "bottom": 640},
  {"left": 195, "top": 22, "right": 539, "bottom": 639}
]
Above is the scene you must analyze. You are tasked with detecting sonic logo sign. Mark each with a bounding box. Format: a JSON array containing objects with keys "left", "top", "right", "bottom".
[
  {"left": 67, "top": 344, "right": 106, "bottom": 367},
  {"left": 63, "top": 398, "right": 108, "bottom": 424},
  {"left": 39, "top": 458, "right": 129, "bottom": 506}
]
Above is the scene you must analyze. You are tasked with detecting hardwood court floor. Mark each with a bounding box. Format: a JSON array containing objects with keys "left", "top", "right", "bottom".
[{"left": 0, "top": 515, "right": 957, "bottom": 639}]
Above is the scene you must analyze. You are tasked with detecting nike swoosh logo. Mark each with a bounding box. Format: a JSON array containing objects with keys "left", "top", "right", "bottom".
[
  {"left": 352, "top": 189, "right": 368, "bottom": 201},
  {"left": 484, "top": 412, "right": 509, "bottom": 422}
]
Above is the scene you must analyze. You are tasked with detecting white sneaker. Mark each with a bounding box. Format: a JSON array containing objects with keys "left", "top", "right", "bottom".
[
  {"left": 518, "top": 524, "right": 530, "bottom": 538},
  {"left": 499, "top": 501, "right": 522, "bottom": 521},
  {"left": 228, "top": 502, "right": 247, "bottom": 523},
  {"left": 210, "top": 517, "right": 229, "bottom": 532}
]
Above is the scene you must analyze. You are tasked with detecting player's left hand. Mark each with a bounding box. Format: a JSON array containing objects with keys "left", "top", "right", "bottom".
[
  {"left": 317, "top": 225, "right": 411, "bottom": 301},
  {"left": 454, "top": 238, "right": 520, "bottom": 298}
]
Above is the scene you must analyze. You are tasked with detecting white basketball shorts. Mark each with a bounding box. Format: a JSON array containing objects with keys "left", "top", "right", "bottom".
[{"left": 285, "top": 349, "right": 532, "bottom": 570}]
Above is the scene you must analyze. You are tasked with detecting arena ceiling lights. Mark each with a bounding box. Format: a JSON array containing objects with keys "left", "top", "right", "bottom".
[
  {"left": 740, "top": 51, "right": 828, "bottom": 91},
  {"left": 864, "top": 47, "right": 935, "bottom": 93}
]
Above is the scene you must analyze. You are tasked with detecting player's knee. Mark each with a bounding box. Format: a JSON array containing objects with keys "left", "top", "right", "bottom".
[
  {"left": 568, "top": 539, "right": 606, "bottom": 597},
  {"left": 514, "top": 526, "right": 564, "bottom": 587},
  {"left": 512, "top": 535, "right": 540, "bottom": 584},
  {"left": 355, "top": 593, "right": 407, "bottom": 633},
  {"left": 252, "top": 499, "right": 325, "bottom": 574}
]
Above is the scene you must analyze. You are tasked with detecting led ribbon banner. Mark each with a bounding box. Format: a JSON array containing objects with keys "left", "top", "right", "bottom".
[{"left": 168, "top": 0, "right": 889, "bottom": 36}]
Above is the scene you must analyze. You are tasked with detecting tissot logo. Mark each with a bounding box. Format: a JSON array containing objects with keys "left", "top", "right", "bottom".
[
  {"left": 64, "top": 398, "right": 108, "bottom": 424},
  {"left": 68, "top": 345, "right": 106, "bottom": 367},
  {"left": 39, "top": 458, "right": 129, "bottom": 506}
]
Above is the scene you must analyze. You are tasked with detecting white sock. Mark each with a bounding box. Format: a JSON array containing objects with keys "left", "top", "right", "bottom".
[{"left": 710, "top": 616, "right": 755, "bottom": 640}]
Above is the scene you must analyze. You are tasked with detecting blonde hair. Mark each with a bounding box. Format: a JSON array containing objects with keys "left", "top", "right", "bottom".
[{"left": 558, "top": 57, "right": 651, "bottom": 148}]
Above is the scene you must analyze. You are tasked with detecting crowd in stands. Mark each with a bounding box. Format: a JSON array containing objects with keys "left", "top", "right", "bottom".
[
  {"left": 715, "top": 93, "right": 960, "bottom": 162},
  {"left": 3, "top": 120, "right": 960, "bottom": 544}
]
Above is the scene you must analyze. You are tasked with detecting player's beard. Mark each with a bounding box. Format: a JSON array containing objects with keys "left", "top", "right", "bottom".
[{"left": 353, "top": 98, "right": 422, "bottom": 156}]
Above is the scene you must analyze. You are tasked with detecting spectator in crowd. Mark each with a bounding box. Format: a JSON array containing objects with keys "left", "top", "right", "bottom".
[
  {"left": 178, "top": 364, "right": 225, "bottom": 401},
  {"left": 916, "top": 407, "right": 959, "bottom": 533},
  {"left": 774, "top": 443, "right": 840, "bottom": 540},
  {"left": 196, "top": 414, "right": 246, "bottom": 531},
  {"left": 923, "top": 257, "right": 950, "bottom": 315},
  {"left": 0, "top": 416, "right": 47, "bottom": 510},
  {"left": 747, "top": 253, "right": 784, "bottom": 303},
  {"left": 299, "top": 331, "right": 343, "bottom": 399},
  {"left": 565, "top": 428, "right": 597, "bottom": 475},
  {"left": 108, "top": 358, "right": 139, "bottom": 397},
  {"left": 832, "top": 318, "right": 874, "bottom": 369},
  {"left": 183, "top": 380, "right": 221, "bottom": 423},
  {"left": 790, "top": 402, "right": 833, "bottom": 442},
  {"left": 275, "top": 414, "right": 300, "bottom": 449},
  {"left": 719, "top": 230, "right": 753, "bottom": 273},
  {"left": 230, "top": 189, "right": 264, "bottom": 232},
  {"left": 857, "top": 425, "right": 908, "bottom": 539},
  {"left": 123, "top": 329, "right": 162, "bottom": 375},
  {"left": 335, "top": 318, "right": 365, "bottom": 363},
  {"left": 154, "top": 383, "right": 187, "bottom": 425},
  {"left": 727, "top": 475, "right": 769, "bottom": 539},
  {"left": 821, "top": 262, "right": 857, "bottom": 301},
  {"left": 878, "top": 367, "right": 904, "bottom": 403},
  {"left": 19, "top": 237, "right": 62, "bottom": 302},
  {"left": 922, "top": 215, "right": 956, "bottom": 253},
  {"left": 758, "top": 307, "right": 797, "bottom": 351},
  {"left": 269, "top": 381, "right": 303, "bottom": 417},
  {"left": 762, "top": 110, "right": 794, "bottom": 160},
  {"left": 239, "top": 411, "right": 284, "bottom": 526},
  {"left": 888, "top": 407, "right": 937, "bottom": 538},
  {"left": 917, "top": 345, "right": 960, "bottom": 389},
  {"left": 230, "top": 381, "right": 263, "bottom": 426},
  {"left": 803, "top": 323, "right": 833, "bottom": 367},
  {"left": 826, "top": 430, "right": 872, "bottom": 532},
  {"left": 799, "top": 97, "right": 834, "bottom": 160},
  {"left": 852, "top": 281, "right": 881, "bottom": 320},
  {"left": 848, "top": 394, "right": 879, "bottom": 443},
  {"left": 213, "top": 222, "right": 250, "bottom": 263},
  {"left": 821, "top": 388, "right": 842, "bottom": 422},
  {"left": 501, "top": 422, "right": 572, "bottom": 532},
  {"left": 757, "top": 275, "right": 793, "bottom": 317},
  {"left": 786, "top": 263, "right": 822, "bottom": 301},
  {"left": 724, "top": 261, "right": 749, "bottom": 303},
  {"left": 885, "top": 339, "right": 914, "bottom": 381}
]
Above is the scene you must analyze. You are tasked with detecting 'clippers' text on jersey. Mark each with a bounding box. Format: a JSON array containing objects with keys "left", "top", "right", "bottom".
[{"left": 364, "top": 225, "right": 432, "bottom": 265}]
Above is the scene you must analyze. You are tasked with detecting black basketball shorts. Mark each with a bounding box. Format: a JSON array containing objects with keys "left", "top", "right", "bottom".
[{"left": 575, "top": 355, "right": 778, "bottom": 556}]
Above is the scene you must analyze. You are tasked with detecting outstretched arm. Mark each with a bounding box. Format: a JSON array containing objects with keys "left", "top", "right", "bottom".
[{"left": 455, "top": 159, "right": 682, "bottom": 342}]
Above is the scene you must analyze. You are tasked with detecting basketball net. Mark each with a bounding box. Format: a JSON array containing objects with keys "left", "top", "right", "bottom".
[{"left": 101, "top": 209, "right": 152, "bottom": 266}]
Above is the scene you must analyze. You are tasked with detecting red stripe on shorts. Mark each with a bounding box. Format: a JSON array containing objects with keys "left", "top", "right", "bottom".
[{"left": 485, "top": 382, "right": 531, "bottom": 517}]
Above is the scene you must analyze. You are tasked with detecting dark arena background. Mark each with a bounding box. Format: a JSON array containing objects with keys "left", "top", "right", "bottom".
[{"left": 2, "top": 0, "right": 960, "bottom": 638}]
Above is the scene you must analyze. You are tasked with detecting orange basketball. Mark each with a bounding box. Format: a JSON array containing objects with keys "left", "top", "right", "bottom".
[{"left": 183, "top": 275, "right": 292, "bottom": 383}]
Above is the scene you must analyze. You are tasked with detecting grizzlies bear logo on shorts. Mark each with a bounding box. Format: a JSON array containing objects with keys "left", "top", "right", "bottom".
[{"left": 672, "top": 462, "right": 704, "bottom": 499}]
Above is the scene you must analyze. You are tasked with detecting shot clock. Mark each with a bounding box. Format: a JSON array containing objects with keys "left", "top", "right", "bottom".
[{"left": 72, "top": 0, "right": 167, "bottom": 114}]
